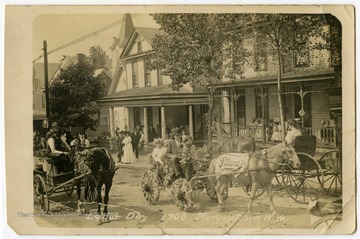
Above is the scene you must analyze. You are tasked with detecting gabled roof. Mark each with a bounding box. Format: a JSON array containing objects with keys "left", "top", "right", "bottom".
[
  {"left": 121, "top": 27, "right": 160, "bottom": 58},
  {"left": 135, "top": 27, "right": 159, "bottom": 44},
  {"left": 109, "top": 14, "right": 135, "bottom": 50},
  {"left": 94, "top": 68, "right": 112, "bottom": 79},
  {"left": 109, "top": 27, "right": 160, "bottom": 94}
]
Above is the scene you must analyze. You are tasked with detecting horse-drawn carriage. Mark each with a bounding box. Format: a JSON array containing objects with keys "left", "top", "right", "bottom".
[
  {"left": 140, "top": 132, "right": 341, "bottom": 212},
  {"left": 274, "top": 134, "right": 342, "bottom": 203},
  {"left": 140, "top": 149, "right": 211, "bottom": 211},
  {"left": 33, "top": 146, "right": 116, "bottom": 218}
]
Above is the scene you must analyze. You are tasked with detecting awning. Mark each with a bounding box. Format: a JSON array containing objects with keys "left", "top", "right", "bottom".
[{"left": 97, "top": 85, "right": 209, "bottom": 107}]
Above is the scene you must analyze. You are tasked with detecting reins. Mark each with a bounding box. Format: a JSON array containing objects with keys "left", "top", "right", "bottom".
[{"left": 251, "top": 146, "right": 293, "bottom": 175}]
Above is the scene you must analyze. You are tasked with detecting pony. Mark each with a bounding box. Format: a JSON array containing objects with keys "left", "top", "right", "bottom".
[
  {"left": 73, "top": 147, "right": 116, "bottom": 224},
  {"left": 209, "top": 143, "right": 301, "bottom": 214}
]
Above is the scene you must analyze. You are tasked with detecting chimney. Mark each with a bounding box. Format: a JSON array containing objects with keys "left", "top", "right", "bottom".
[{"left": 77, "top": 53, "right": 86, "bottom": 64}]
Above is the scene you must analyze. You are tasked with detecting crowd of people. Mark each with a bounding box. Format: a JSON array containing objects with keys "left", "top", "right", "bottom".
[{"left": 115, "top": 124, "right": 149, "bottom": 164}]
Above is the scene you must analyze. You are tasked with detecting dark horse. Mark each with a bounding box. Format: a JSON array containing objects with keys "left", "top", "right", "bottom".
[{"left": 74, "top": 147, "right": 116, "bottom": 224}]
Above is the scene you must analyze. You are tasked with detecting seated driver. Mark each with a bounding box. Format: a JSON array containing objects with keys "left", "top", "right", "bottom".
[
  {"left": 166, "top": 129, "right": 182, "bottom": 179},
  {"left": 46, "top": 124, "right": 71, "bottom": 173},
  {"left": 285, "top": 119, "right": 302, "bottom": 146}
]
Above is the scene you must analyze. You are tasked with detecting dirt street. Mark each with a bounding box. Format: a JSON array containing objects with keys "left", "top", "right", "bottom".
[{"left": 33, "top": 145, "right": 327, "bottom": 233}]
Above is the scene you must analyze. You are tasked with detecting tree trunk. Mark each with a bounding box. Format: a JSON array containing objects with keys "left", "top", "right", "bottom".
[
  {"left": 277, "top": 48, "right": 286, "bottom": 146},
  {"left": 207, "top": 88, "right": 214, "bottom": 147}
]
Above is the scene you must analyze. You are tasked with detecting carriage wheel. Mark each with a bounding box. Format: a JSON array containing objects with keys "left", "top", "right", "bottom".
[
  {"left": 275, "top": 170, "right": 285, "bottom": 188},
  {"left": 64, "top": 185, "right": 74, "bottom": 196},
  {"left": 312, "top": 214, "right": 342, "bottom": 230},
  {"left": 319, "top": 150, "right": 342, "bottom": 196},
  {"left": 171, "top": 179, "right": 194, "bottom": 212},
  {"left": 282, "top": 152, "right": 324, "bottom": 204},
  {"left": 34, "top": 174, "right": 50, "bottom": 213},
  {"left": 86, "top": 180, "right": 98, "bottom": 202},
  {"left": 141, "top": 171, "right": 160, "bottom": 205},
  {"left": 204, "top": 177, "right": 228, "bottom": 202},
  {"left": 242, "top": 184, "right": 265, "bottom": 198}
]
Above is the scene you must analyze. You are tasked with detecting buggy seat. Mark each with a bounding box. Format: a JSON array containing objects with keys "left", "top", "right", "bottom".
[{"left": 294, "top": 135, "right": 317, "bottom": 157}]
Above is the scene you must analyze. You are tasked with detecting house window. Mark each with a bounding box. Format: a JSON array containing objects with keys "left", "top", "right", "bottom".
[
  {"left": 157, "top": 69, "right": 163, "bottom": 85},
  {"left": 132, "top": 61, "right": 138, "bottom": 88},
  {"left": 254, "top": 88, "right": 269, "bottom": 120},
  {"left": 101, "top": 116, "right": 109, "bottom": 133},
  {"left": 137, "top": 41, "right": 142, "bottom": 52},
  {"left": 41, "top": 94, "right": 45, "bottom": 109},
  {"left": 294, "top": 33, "right": 310, "bottom": 67},
  {"left": 144, "top": 62, "right": 151, "bottom": 87},
  {"left": 294, "top": 42, "right": 310, "bottom": 67},
  {"left": 34, "top": 77, "right": 40, "bottom": 90},
  {"left": 254, "top": 38, "right": 267, "bottom": 71}
]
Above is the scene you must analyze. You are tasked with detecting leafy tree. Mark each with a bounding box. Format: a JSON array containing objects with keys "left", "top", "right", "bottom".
[
  {"left": 49, "top": 59, "right": 106, "bottom": 132},
  {"left": 89, "top": 45, "right": 108, "bottom": 70},
  {"left": 148, "top": 14, "right": 248, "bottom": 144},
  {"left": 249, "top": 14, "right": 333, "bottom": 142}
]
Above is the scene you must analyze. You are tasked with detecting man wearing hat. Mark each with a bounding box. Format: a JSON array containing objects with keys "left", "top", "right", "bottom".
[
  {"left": 46, "top": 122, "right": 60, "bottom": 142},
  {"left": 166, "top": 128, "right": 182, "bottom": 178},
  {"left": 46, "top": 122, "right": 71, "bottom": 173},
  {"left": 131, "top": 126, "right": 142, "bottom": 159}
]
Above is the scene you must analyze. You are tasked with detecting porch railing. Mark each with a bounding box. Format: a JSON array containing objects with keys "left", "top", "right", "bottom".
[{"left": 219, "top": 123, "right": 337, "bottom": 148}]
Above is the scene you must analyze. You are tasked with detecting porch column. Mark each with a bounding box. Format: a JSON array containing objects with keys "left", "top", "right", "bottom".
[
  {"left": 188, "top": 105, "right": 194, "bottom": 139},
  {"left": 161, "top": 106, "right": 166, "bottom": 140},
  {"left": 143, "top": 107, "right": 149, "bottom": 143},
  {"left": 109, "top": 107, "right": 115, "bottom": 138}
]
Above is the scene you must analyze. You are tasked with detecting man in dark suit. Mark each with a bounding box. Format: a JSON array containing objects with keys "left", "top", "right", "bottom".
[
  {"left": 166, "top": 129, "right": 182, "bottom": 178},
  {"left": 131, "top": 126, "right": 141, "bottom": 159}
]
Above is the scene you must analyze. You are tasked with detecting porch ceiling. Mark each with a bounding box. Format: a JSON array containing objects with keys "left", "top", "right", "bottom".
[
  {"left": 97, "top": 84, "right": 209, "bottom": 107},
  {"left": 215, "top": 68, "right": 335, "bottom": 88}
]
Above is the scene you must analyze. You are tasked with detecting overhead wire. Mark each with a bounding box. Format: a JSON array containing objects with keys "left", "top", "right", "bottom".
[{"left": 33, "top": 13, "right": 141, "bottom": 63}]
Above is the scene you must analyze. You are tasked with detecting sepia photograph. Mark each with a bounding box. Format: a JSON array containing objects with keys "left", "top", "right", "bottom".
[{"left": 3, "top": 4, "right": 356, "bottom": 236}]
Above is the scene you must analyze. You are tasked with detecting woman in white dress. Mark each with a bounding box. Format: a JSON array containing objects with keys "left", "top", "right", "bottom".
[
  {"left": 271, "top": 117, "right": 282, "bottom": 142},
  {"left": 122, "top": 131, "right": 136, "bottom": 164}
]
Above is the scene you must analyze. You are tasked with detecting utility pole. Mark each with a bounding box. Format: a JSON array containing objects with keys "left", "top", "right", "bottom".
[{"left": 43, "top": 40, "right": 50, "bottom": 127}]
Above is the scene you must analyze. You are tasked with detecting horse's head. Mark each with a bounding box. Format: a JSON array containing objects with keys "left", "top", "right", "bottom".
[{"left": 281, "top": 144, "right": 301, "bottom": 168}]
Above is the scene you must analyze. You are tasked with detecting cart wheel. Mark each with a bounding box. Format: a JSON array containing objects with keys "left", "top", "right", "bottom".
[
  {"left": 141, "top": 171, "right": 160, "bottom": 205},
  {"left": 242, "top": 184, "right": 265, "bottom": 198},
  {"left": 171, "top": 179, "right": 194, "bottom": 212},
  {"left": 282, "top": 152, "right": 324, "bottom": 204},
  {"left": 320, "top": 150, "right": 341, "bottom": 196},
  {"left": 205, "top": 177, "right": 228, "bottom": 202},
  {"left": 85, "top": 179, "right": 98, "bottom": 202},
  {"left": 64, "top": 185, "right": 74, "bottom": 196},
  {"left": 312, "top": 214, "right": 342, "bottom": 230},
  {"left": 34, "top": 174, "right": 49, "bottom": 213}
]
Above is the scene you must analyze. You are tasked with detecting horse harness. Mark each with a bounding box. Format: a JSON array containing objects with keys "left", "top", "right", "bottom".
[{"left": 246, "top": 148, "right": 291, "bottom": 175}]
